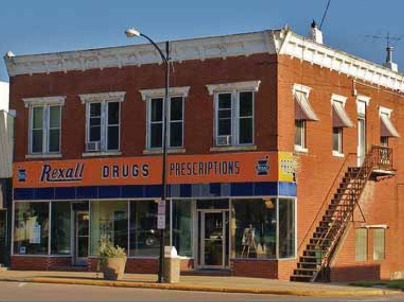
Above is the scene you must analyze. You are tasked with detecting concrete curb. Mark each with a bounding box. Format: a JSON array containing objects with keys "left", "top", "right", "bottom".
[{"left": 0, "top": 277, "right": 395, "bottom": 297}]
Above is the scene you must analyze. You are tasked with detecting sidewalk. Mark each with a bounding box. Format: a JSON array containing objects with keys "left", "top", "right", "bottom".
[{"left": 0, "top": 270, "right": 399, "bottom": 297}]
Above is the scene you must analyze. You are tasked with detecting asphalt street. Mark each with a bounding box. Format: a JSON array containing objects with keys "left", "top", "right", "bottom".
[{"left": 0, "top": 281, "right": 404, "bottom": 301}]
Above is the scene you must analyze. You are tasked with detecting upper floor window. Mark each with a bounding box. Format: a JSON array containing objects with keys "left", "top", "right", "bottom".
[
  {"left": 294, "top": 120, "right": 306, "bottom": 149},
  {"left": 206, "top": 81, "right": 260, "bottom": 147},
  {"left": 148, "top": 97, "right": 184, "bottom": 148},
  {"left": 80, "top": 92, "right": 125, "bottom": 153},
  {"left": 331, "top": 94, "right": 353, "bottom": 156},
  {"left": 293, "top": 84, "right": 318, "bottom": 152},
  {"left": 379, "top": 106, "right": 400, "bottom": 144},
  {"left": 23, "top": 96, "right": 65, "bottom": 155},
  {"left": 140, "top": 87, "right": 190, "bottom": 150}
]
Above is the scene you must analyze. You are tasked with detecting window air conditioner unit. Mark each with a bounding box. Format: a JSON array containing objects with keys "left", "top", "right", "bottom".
[
  {"left": 216, "top": 135, "right": 231, "bottom": 146},
  {"left": 87, "top": 141, "right": 101, "bottom": 152}
]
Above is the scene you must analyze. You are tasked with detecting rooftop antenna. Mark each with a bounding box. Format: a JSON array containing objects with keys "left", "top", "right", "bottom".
[
  {"left": 365, "top": 33, "right": 402, "bottom": 48},
  {"left": 365, "top": 33, "right": 402, "bottom": 71},
  {"left": 319, "top": 0, "right": 332, "bottom": 30}
]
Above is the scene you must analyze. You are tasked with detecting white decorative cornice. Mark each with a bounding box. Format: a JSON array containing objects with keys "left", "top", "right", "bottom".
[
  {"left": 206, "top": 80, "right": 261, "bottom": 95},
  {"left": 139, "top": 86, "right": 190, "bottom": 101},
  {"left": 23, "top": 96, "right": 65, "bottom": 108},
  {"left": 4, "top": 31, "right": 277, "bottom": 77},
  {"left": 277, "top": 31, "right": 404, "bottom": 93},
  {"left": 6, "top": 28, "right": 404, "bottom": 94},
  {"left": 79, "top": 91, "right": 126, "bottom": 103}
]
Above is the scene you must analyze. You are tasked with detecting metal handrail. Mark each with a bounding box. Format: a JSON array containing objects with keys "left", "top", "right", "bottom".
[
  {"left": 297, "top": 153, "right": 357, "bottom": 254},
  {"left": 314, "top": 148, "right": 376, "bottom": 280},
  {"left": 294, "top": 145, "right": 394, "bottom": 282}
]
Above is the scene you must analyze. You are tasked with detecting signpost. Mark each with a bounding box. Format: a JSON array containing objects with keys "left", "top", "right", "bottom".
[{"left": 157, "top": 200, "right": 166, "bottom": 230}]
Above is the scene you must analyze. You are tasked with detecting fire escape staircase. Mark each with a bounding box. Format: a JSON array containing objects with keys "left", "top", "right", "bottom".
[{"left": 291, "top": 146, "right": 395, "bottom": 282}]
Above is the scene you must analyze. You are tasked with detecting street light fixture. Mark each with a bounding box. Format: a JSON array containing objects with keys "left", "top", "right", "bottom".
[{"left": 125, "top": 28, "right": 170, "bottom": 284}]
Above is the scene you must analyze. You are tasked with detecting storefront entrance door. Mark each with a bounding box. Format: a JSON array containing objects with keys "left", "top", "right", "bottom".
[
  {"left": 74, "top": 211, "right": 89, "bottom": 266},
  {"left": 199, "top": 210, "right": 229, "bottom": 269}
]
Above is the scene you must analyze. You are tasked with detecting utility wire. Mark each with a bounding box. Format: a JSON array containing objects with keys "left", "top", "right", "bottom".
[{"left": 319, "top": 0, "right": 332, "bottom": 30}]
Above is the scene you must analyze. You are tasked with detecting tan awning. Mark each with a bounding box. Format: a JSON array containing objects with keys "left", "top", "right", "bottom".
[
  {"left": 294, "top": 91, "right": 319, "bottom": 121},
  {"left": 332, "top": 101, "right": 354, "bottom": 128},
  {"left": 381, "top": 114, "right": 400, "bottom": 137}
]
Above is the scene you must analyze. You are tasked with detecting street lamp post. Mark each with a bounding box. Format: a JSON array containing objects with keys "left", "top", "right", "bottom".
[{"left": 125, "top": 28, "right": 170, "bottom": 283}]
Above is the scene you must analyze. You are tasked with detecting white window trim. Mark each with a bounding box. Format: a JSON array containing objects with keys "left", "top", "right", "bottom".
[
  {"left": 379, "top": 106, "right": 393, "bottom": 118},
  {"left": 294, "top": 120, "right": 307, "bottom": 153},
  {"left": 140, "top": 87, "right": 189, "bottom": 150},
  {"left": 79, "top": 91, "right": 126, "bottom": 104},
  {"left": 207, "top": 81, "right": 259, "bottom": 148},
  {"left": 80, "top": 91, "right": 125, "bottom": 153},
  {"left": 292, "top": 84, "right": 311, "bottom": 97},
  {"left": 206, "top": 81, "right": 260, "bottom": 95},
  {"left": 331, "top": 95, "right": 346, "bottom": 156},
  {"left": 214, "top": 91, "right": 255, "bottom": 147},
  {"left": 356, "top": 95, "right": 370, "bottom": 114},
  {"left": 23, "top": 96, "right": 65, "bottom": 108},
  {"left": 364, "top": 224, "right": 388, "bottom": 229},
  {"left": 332, "top": 127, "right": 343, "bottom": 156},
  {"left": 330, "top": 93, "right": 347, "bottom": 106},
  {"left": 139, "top": 86, "right": 190, "bottom": 101},
  {"left": 25, "top": 96, "right": 65, "bottom": 156}
]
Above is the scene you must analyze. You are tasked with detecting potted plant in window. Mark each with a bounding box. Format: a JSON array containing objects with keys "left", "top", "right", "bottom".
[{"left": 98, "top": 238, "right": 127, "bottom": 280}]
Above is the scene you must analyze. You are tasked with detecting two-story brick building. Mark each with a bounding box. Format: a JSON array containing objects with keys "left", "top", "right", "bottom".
[{"left": 4, "top": 26, "right": 404, "bottom": 282}]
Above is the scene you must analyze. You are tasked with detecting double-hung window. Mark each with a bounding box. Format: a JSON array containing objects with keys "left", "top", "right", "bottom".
[
  {"left": 379, "top": 107, "right": 400, "bottom": 145},
  {"left": 206, "top": 81, "right": 260, "bottom": 147},
  {"left": 331, "top": 94, "right": 353, "bottom": 156},
  {"left": 293, "top": 84, "right": 318, "bottom": 152},
  {"left": 80, "top": 92, "right": 125, "bottom": 153},
  {"left": 24, "top": 96, "right": 65, "bottom": 155},
  {"left": 140, "top": 87, "right": 189, "bottom": 150},
  {"left": 148, "top": 97, "right": 184, "bottom": 148}
]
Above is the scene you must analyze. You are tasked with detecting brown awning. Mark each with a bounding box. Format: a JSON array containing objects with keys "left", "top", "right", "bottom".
[
  {"left": 381, "top": 114, "right": 400, "bottom": 137},
  {"left": 332, "top": 101, "right": 354, "bottom": 128},
  {"left": 294, "top": 91, "right": 319, "bottom": 121}
]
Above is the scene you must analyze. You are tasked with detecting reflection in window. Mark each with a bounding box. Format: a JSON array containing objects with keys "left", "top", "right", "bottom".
[
  {"left": 14, "top": 202, "right": 49, "bottom": 255},
  {"left": 333, "top": 127, "right": 343, "bottom": 153},
  {"left": 148, "top": 97, "right": 184, "bottom": 149},
  {"left": 278, "top": 198, "right": 295, "bottom": 258},
  {"left": 172, "top": 200, "right": 192, "bottom": 257},
  {"left": 90, "top": 201, "right": 128, "bottom": 256},
  {"left": 51, "top": 202, "right": 71, "bottom": 255},
  {"left": 373, "top": 228, "right": 385, "bottom": 261},
  {"left": 129, "top": 200, "right": 160, "bottom": 257},
  {"left": 30, "top": 105, "right": 61, "bottom": 154},
  {"left": 355, "top": 228, "right": 367, "bottom": 261},
  {"left": 232, "top": 199, "right": 277, "bottom": 259},
  {"left": 294, "top": 120, "right": 306, "bottom": 149}
]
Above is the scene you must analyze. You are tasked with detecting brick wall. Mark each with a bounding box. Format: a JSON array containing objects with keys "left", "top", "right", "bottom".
[
  {"left": 278, "top": 55, "right": 404, "bottom": 281},
  {"left": 9, "top": 50, "right": 404, "bottom": 281},
  {"left": 11, "top": 256, "right": 71, "bottom": 270},
  {"left": 231, "top": 259, "right": 278, "bottom": 278},
  {"left": 10, "top": 54, "right": 278, "bottom": 161}
]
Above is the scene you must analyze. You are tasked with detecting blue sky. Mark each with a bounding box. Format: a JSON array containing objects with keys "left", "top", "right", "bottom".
[{"left": 1, "top": 0, "right": 404, "bottom": 82}]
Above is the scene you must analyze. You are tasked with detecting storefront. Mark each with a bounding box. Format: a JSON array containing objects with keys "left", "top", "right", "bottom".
[{"left": 12, "top": 152, "right": 296, "bottom": 275}]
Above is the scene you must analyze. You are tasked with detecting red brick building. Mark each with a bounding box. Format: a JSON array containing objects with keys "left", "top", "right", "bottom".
[{"left": 4, "top": 26, "right": 404, "bottom": 282}]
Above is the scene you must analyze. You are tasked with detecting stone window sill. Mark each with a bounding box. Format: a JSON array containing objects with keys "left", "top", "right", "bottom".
[
  {"left": 82, "top": 151, "right": 122, "bottom": 157},
  {"left": 143, "top": 148, "right": 186, "bottom": 155},
  {"left": 210, "top": 145, "right": 257, "bottom": 152},
  {"left": 25, "top": 153, "right": 62, "bottom": 159}
]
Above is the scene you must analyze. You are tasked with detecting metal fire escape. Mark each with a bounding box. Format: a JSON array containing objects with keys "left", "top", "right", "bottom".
[{"left": 291, "top": 146, "right": 396, "bottom": 282}]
